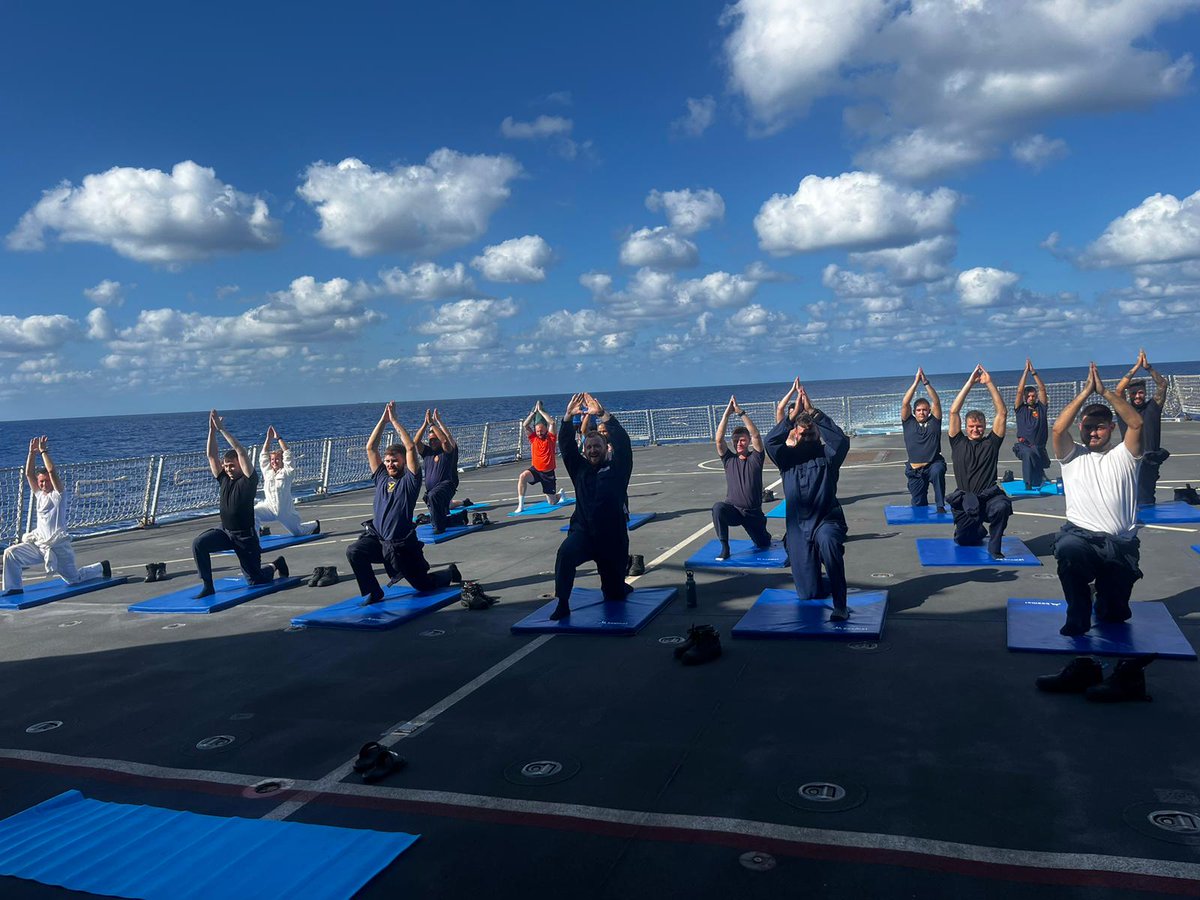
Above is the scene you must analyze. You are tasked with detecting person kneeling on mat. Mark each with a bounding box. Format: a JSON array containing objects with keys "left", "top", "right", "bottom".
[
  {"left": 712, "top": 395, "right": 771, "bottom": 560},
  {"left": 255, "top": 426, "right": 320, "bottom": 537},
  {"left": 414, "top": 408, "right": 467, "bottom": 535},
  {"left": 347, "top": 402, "right": 463, "bottom": 604},
  {"left": 1012, "top": 358, "right": 1051, "bottom": 490},
  {"left": 2, "top": 436, "right": 110, "bottom": 595},
  {"left": 1115, "top": 349, "right": 1170, "bottom": 506},
  {"left": 550, "top": 393, "right": 633, "bottom": 620},
  {"left": 516, "top": 401, "right": 564, "bottom": 512},
  {"left": 947, "top": 366, "right": 1012, "bottom": 559},
  {"left": 765, "top": 379, "right": 851, "bottom": 620},
  {"left": 193, "top": 411, "right": 288, "bottom": 598},
  {"left": 900, "top": 367, "right": 947, "bottom": 511}
]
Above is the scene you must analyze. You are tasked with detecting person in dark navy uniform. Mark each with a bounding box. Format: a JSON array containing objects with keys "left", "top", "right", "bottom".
[
  {"left": 1013, "top": 357, "right": 1050, "bottom": 489},
  {"left": 900, "top": 367, "right": 946, "bottom": 510}
]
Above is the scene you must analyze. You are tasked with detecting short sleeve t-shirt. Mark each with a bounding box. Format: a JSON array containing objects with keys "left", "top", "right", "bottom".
[
  {"left": 1016, "top": 402, "right": 1048, "bottom": 447},
  {"left": 373, "top": 464, "right": 421, "bottom": 541},
  {"left": 721, "top": 448, "right": 765, "bottom": 510},
  {"left": 33, "top": 489, "right": 68, "bottom": 542},
  {"left": 902, "top": 415, "right": 942, "bottom": 464},
  {"left": 529, "top": 432, "right": 557, "bottom": 473},
  {"left": 949, "top": 431, "right": 1002, "bottom": 495},
  {"left": 1060, "top": 441, "right": 1141, "bottom": 537},
  {"left": 218, "top": 470, "right": 259, "bottom": 533},
  {"left": 421, "top": 444, "right": 459, "bottom": 491},
  {"left": 1119, "top": 398, "right": 1162, "bottom": 452}
]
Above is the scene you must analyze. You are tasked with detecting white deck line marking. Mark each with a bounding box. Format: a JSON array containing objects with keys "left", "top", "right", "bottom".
[
  {"left": 1012, "top": 510, "right": 1198, "bottom": 533},
  {"left": 2, "top": 746, "right": 1197, "bottom": 884}
]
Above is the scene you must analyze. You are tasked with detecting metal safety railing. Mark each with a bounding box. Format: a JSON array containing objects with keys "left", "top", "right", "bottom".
[{"left": 0, "top": 377, "right": 1191, "bottom": 545}]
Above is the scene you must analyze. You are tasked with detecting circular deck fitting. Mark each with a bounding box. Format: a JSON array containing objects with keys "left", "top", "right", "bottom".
[
  {"left": 284, "top": 624, "right": 306, "bottom": 633},
  {"left": 162, "top": 623, "right": 186, "bottom": 630},
  {"left": 845, "top": 641, "right": 890, "bottom": 654},
  {"left": 738, "top": 851, "right": 777, "bottom": 872},
  {"left": 57, "top": 620, "right": 82, "bottom": 628},
  {"left": 1032, "top": 573, "right": 1057, "bottom": 580},
  {"left": 1123, "top": 803, "right": 1200, "bottom": 845},
  {"left": 519, "top": 536, "right": 535, "bottom": 542},
  {"left": 195, "top": 734, "right": 236, "bottom": 751},
  {"left": 869, "top": 572, "right": 894, "bottom": 579},
  {"left": 504, "top": 757, "right": 581, "bottom": 786},
  {"left": 538, "top": 593, "right": 555, "bottom": 600},
  {"left": 777, "top": 779, "right": 867, "bottom": 813},
  {"left": 419, "top": 629, "right": 446, "bottom": 638},
  {"left": 25, "top": 721, "right": 63, "bottom": 734},
  {"left": 658, "top": 636, "right": 686, "bottom": 645},
  {"left": 243, "top": 778, "right": 295, "bottom": 799}
]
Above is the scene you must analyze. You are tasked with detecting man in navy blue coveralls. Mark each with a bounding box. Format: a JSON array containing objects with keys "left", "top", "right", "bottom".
[
  {"left": 765, "top": 379, "right": 851, "bottom": 620},
  {"left": 551, "top": 392, "right": 633, "bottom": 620}
]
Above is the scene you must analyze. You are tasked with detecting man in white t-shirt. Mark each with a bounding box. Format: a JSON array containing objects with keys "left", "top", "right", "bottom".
[
  {"left": 1051, "top": 363, "right": 1143, "bottom": 636},
  {"left": 2, "top": 436, "right": 110, "bottom": 594},
  {"left": 255, "top": 426, "right": 319, "bottom": 537}
]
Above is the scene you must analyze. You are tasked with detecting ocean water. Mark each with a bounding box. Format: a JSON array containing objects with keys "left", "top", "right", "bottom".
[{"left": 1, "top": 361, "right": 1195, "bottom": 468}]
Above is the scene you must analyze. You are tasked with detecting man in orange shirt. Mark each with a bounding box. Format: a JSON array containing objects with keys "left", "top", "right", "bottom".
[{"left": 516, "top": 400, "right": 565, "bottom": 512}]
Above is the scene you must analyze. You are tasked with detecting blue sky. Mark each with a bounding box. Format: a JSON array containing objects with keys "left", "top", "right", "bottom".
[{"left": 3, "top": 0, "right": 1200, "bottom": 417}]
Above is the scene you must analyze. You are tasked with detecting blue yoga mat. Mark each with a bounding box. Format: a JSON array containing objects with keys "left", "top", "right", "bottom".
[
  {"left": 508, "top": 498, "right": 575, "bottom": 517},
  {"left": 884, "top": 505, "right": 953, "bottom": 525},
  {"left": 1192, "top": 545, "right": 1200, "bottom": 556},
  {"left": 416, "top": 522, "right": 485, "bottom": 544},
  {"left": 1000, "top": 480, "right": 1064, "bottom": 498},
  {"left": 916, "top": 537, "right": 1041, "bottom": 567},
  {"left": 218, "top": 532, "right": 322, "bottom": 555},
  {"left": 414, "top": 501, "right": 491, "bottom": 520},
  {"left": 0, "top": 576, "right": 127, "bottom": 611},
  {"left": 0, "top": 789, "right": 417, "bottom": 900},
  {"left": 560, "top": 512, "right": 656, "bottom": 532},
  {"left": 733, "top": 588, "right": 888, "bottom": 639},
  {"left": 685, "top": 539, "right": 788, "bottom": 569},
  {"left": 292, "top": 584, "right": 461, "bottom": 631},
  {"left": 129, "top": 576, "right": 301, "bottom": 614},
  {"left": 766, "top": 501, "right": 786, "bottom": 519},
  {"left": 1137, "top": 501, "right": 1200, "bottom": 524},
  {"left": 1006, "top": 599, "right": 1196, "bottom": 659},
  {"left": 511, "top": 586, "right": 676, "bottom": 635}
]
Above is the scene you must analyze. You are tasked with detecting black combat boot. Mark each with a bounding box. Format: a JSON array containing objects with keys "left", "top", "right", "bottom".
[
  {"left": 680, "top": 624, "right": 721, "bottom": 666},
  {"left": 1085, "top": 656, "right": 1155, "bottom": 703},
  {"left": 1035, "top": 656, "right": 1103, "bottom": 693}
]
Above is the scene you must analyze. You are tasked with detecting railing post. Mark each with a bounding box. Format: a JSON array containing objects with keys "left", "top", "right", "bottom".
[
  {"left": 139, "top": 456, "right": 156, "bottom": 527},
  {"left": 515, "top": 420, "right": 523, "bottom": 461},
  {"left": 647, "top": 409, "right": 657, "bottom": 445},
  {"left": 14, "top": 472, "right": 25, "bottom": 544},
  {"left": 143, "top": 456, "right": 165, "bottom": 526},
  {"left": 318, "top": 438, "right": 333, "bottom": 494},
  {"left": 479, "top": 423, "right": 490, "bottom": 468}
]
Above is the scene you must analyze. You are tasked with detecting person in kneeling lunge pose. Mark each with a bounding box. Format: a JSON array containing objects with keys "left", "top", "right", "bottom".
[
  {"left": 901, "top": 367, "right": 947, "bottom": 511},
  {"left": 1013, "top": 358, "right": 1051, "bottom": 490},
  {"left": 765, "top": 380, "right": 851, "bottom": 620},
  {"left": 255, "top": 426, "right": 320, "bottom": 537},
  {"left": 347, "top": 402, "right": 463, "bottom": 604},
  {"left": 192, "top": 411, "right": 287, "bottom": 598},
  {"left": 947, "top": 366, "right": 1012, "bottom": 559},
  {"left": 1115, "top": 349, "right": 1170, "bottom": 506},
  {"left": 414, "top": 408, "right": 467, "bottom": 534},
  {"left": 712, "top": 395, "right": 771, "bottom": 560},
  {"left": 550, "top": 393, "right": 633, "bottom": 620}
]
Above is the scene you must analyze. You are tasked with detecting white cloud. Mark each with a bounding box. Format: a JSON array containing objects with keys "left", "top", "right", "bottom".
[
  {"left": 7, "top": 161, "right": 279, "bottom": 263},
  {"left": 956, "top": 267, "right": 1020, "bottom": 308},
  {"left": 677, "top": 271, "right": 758, "bottom": 309},
  {"left": 1082, "top": 188, "right": 1200, "bottom": 267},
  {"left": 84, "top": 279, "right": 126, "bottom": 307},
  {"left": 533, "top": 309, "right": 633, "bottom": 354},
  {"left": 619, "top": 226, "right": 699, "bottom": 269},
  {"left": 672, "top": 96, "right": 716, "bottom": 137},
  {"left": 755, "top": 171, "right": 959, "bottom": 255},
  {"left": 471, "top": 235, "right": 554, "bottom": 283},
  {"left": 722, "top": 0, "right": 1197, "bottom": 178},
  {"left": 297, "top": 151, "right": 521, "bottom": 257},
  {"left": 500, "top": 115, "right": 573, "bottom": 139},
  {"left": 417, "top": 297, "right": 518, "bottom": 336},
  {"left": 0, "top": 314, "right": 81, "bottom": 353},
  {"left": 86, "top": 308, "right": 114, "bottom": 341},
  {"left": 378, "top": 261, "right": 474, "bottom": 300},
  {"left": 1011, "top": 134, "right": 1069, "bottom": 171},
  {"left": 847, "top": 235, "right": 958, "bottom": 285},
  {"left": 645, "top": 188, "right": 725, "bottom": 235},
  {"left": 582, "top": 267, "right": 758, "bottom": 319}
]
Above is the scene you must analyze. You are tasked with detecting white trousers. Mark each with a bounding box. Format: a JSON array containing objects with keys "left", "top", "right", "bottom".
[
  {"left": 254, "top": 502, "right": 318, "bottom": 537},
  {"left": 3, "top": 538, "right": 103, "bottom": 592}
]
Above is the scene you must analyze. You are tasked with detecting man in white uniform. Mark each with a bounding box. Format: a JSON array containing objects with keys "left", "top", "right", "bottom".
[
  {"left": 2, "top": 436, "right": 110, "bottom": 594},
  {"left": 255, "top": 426, "right": 319, "bottom": 537}
]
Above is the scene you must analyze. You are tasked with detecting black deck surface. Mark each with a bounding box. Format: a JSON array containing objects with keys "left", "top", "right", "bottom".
[{"left": 2, "top": 425, "right": 1199, "bottom": 898}]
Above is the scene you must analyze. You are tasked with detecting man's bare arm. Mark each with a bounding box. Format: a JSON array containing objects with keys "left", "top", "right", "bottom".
[
  {"left": 947, "top": 368, "right": 979, "bottom": 438},
  {"left": 1097, "top": 363, "right": 1143, "bottom": 456},
  {"left": 206, "top": 411, "right": 222, "bottom": 478},
  {"left": 1052, "top": 371, "right": 1093, "bottom": 460},
  {"left": 980, "top": 368, "right": 1007, "bottom": 438},
  {"left": 366, "top": 403, "right": 392, "bottom": 472},
  {"left": 715, "top": 396, "right": 734, "bottom": 456}
]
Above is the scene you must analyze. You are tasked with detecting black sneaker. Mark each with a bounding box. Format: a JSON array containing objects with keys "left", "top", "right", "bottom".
[
  {"left": 272, "top": 556, "right": 289, "bottom": 579},
  {"left": 1036, "top": 657, "right": 1103, "bottom": 693}
]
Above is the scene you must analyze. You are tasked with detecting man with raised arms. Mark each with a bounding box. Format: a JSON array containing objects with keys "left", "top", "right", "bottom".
[
  {"left": 712, "top": 395, "right": 771, "bottom": 561},
  {"left": 1012, "top": 358, "right": 1051, "bottom": 490},
  {"left": 193, "top": 411, "right": 287, "bottom": 598},
  {"left": 947, "top": 366, "right": 1012, "bottom": 559},
  {"left": 414, "top": 408, "right": 468, "bottom": 534},
  {"left": 2, "top": 436, "right": 110, "bottom": 595},
  {"left": 516, "top": 400, "right": 564, "bottom": 512},
  {"left": 900, "top": 367, "right": 946, "bottom": 511},
  {"left": 347, "top": 402, "right": 463, "bottom": 604},
  {"left": 255, "top": 426, "right": 320, "bottom": 537},
  {"left": 549, "top": 393, "right": 633, "bottom": 620},
  {"left": 1049, "top": 363, "right": 1144, "bottom": 637},
  {"left": 1115, "top": 349, "right": 1170, "bottom": 506},
  {"left": 765, "top": 379, "right": 851, "bottom": 620}
]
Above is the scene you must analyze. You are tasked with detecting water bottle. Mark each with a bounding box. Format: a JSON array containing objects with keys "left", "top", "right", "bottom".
[{"left": 685, "top": 569, "right": 697, "bottom": 608}]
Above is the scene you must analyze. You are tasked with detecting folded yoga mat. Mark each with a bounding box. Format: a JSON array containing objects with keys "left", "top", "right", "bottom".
[
  {"left": 129, "top": 576, "right": 301, "bottom": 614},
  {"left": 916, "top": 537, "right": 1041, "bottom": 567},
  {"left": 1001, "top": 480, "right": 1064, "bottom": 498},
  {"left": 507, "top": 498, "right": 575, "bottom": 517},
  {"left": 732, "top": 588, "right": 888, "bottom": 639},
  {"left": 560, "top": 512, "right": 656, "bottom": 532},
  {"left": 1006, "top": 599, "right": 1196, "bottom": 659},
  {"left": 0, "top": 789, "right": 417, "bottom": 900},
  {"left": 766, "top": 501, "right": 786, "bottom": 519},
  {"left": 0, "top": 576, "right": 127, "bottom": 611},
  {"left": 685, "top": 539, "right": 788, "bottom": 570},
  {"left": 291, "top": 584, "right": 462, "bottom": 631},
  {"left": 511, "top": 587, "right": 676, "bottom": 635},
  {"left": 1137, "top": 501, "right": 1200, "bottom": 524},
  {"left": 218, "top": 532, "right": 321, "bottom": 554},
  {"left": 884, "top": 505, "right": 953, "bottom": 525},
  {"left": 416, "top": 522, "right": 485, "bottom": 544}
]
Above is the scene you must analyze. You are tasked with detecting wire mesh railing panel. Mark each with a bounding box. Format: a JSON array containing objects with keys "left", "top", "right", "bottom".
[
  {"left": 608, "top": 410, "right": 651, "bottom": 445},
  {"left": 323, "top": 434, "right": 375, "bottom": 492},
  {"left": 279, "top": 438, "right": 326, "bottom": 498},
  {"left": 650, "top": 406, "right": 714, "bottom": 444},
  {"left": 846, "top": 393, "right": 904, "bottom": 434},
  {"left": 449, "top": 424, "right": 486, "bottom": 468},
  {"left": 0, "top": 468, "right": 24, "bottom": 545},
  {"left": 713, "top": 402, "right": 777, "bottom": 439},
  {"left": 1172, "top": 375, "right": 1199, "bottom": 417},
  {"left": 54, "top": 456, "right": 154, "bottom": 531},
  {"left": 153, "top": 451, "right": 221, "bottom": 521},
  {"left": 480, "top": 421, "right": 520, "bottom": 467}
]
